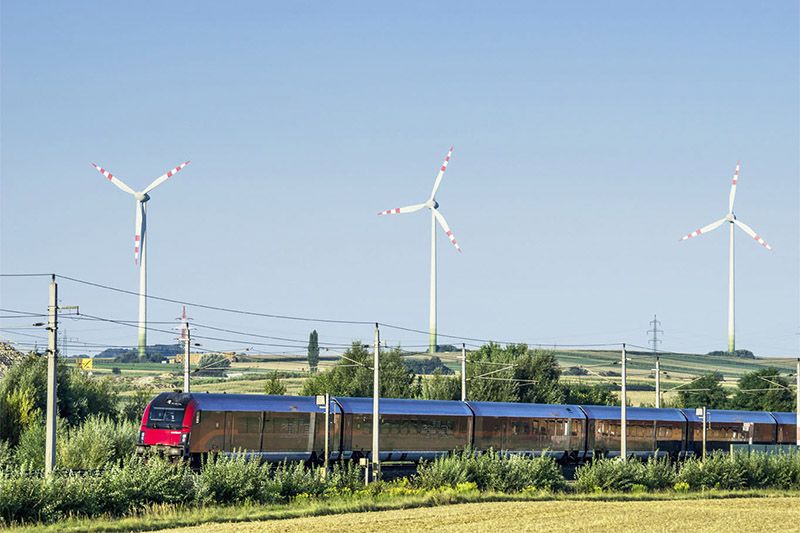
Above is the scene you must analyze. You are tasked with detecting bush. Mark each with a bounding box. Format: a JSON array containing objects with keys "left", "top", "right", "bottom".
[
  {"left": 574, "top": 457, "right": 676, "bottom": 493},
  {"left": 676, "top": 452, "right": 800, "bottom": 491},
  {"left": 0, "top": 455, "right": 194, "bottom": 526},
  {"left": 57, "top": 416, "right": 137, "bottom": 469},
  {"left": 414, "top": 449, "right": 566, "bottom": 492}
]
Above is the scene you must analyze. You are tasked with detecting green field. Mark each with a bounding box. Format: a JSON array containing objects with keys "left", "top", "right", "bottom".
[{"left": 86, "top": 349, "right": 795, "bottom": 406}]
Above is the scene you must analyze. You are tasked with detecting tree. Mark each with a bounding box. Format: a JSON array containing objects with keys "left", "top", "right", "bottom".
[
  {"left": 302, "top": 342, "right": 420, "bottom": 398},
  {"left": 562, "top": 383, "right": 618, "bottom": 406},
  {"left": 307, "top": 330, "right": 320, "bottom": 373},
  {"left": 403, "top": 356, "right": 454, "bottom": 375},
  {"left": 196, "top": 354, "right": 230, "bottom": 377},
  {"left": 730, "top": 367, "right": 793, "bottom": 412},
  {"left": 0, "top": 353, "right": 116, "bottom": 445},
  {"left": 466, "top": 344, "right": 566, "bottom": 403},
  {"left": 264, "top": 371, "right": 288, "bottom": 395},
  {"left": 422, "top": 370, "right": 461, "bottom": 400},
  {"left": 516, "top": 350, "right": 564, "bottom": 404},
  {"left": 677, "top": 372, "right": 729, "bottom": 409},
  {"left": 466, "top": 343, "right": 519, "bottom": 402}
]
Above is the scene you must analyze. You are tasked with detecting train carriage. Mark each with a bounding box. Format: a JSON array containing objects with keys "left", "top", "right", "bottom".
[
  {"left": 334, "top": 397, "right": 473, "bottom": 462},
  {"left": 581, "top": 406, "right": 686, "bottom": 459},
  {"left": 466, "top": 401, "right": 586, "bottom": 461},
  {"left": 772, "top": 412, "right": 798, "bottom": 445},
  {"left": 681, "top": 408, "right": 776, "bottom": 455}
]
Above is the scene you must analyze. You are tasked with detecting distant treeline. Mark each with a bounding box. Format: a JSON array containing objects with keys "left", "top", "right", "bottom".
[
  {"left": 97, "top": 344, "right": 183, "bottom": 363},
  {"left": 706, "top": 349, "right": 755, "bottom": 359}
]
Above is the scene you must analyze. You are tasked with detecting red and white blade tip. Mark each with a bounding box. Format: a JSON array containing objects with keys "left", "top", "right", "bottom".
[
  {"left": 378, "top": 208, "right": 401, "bottom": 216},
  {"left": 446, "top": 230, "right": 462, "bottom": 252},
  {"left": 752, "top": 234, "right": 771, "bottom": 250},
  {"left": 92, "top": 163, "right": 114, "bottom": 181},
  {"left": 167, "top": 161, "right": 191, "bottom": 177},
  {"left": 681, "top": 229, "right": 703, "bottom": 241}
]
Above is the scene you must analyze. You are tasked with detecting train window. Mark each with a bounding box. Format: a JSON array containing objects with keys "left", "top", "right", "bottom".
[{"left": 147, "top": 407, "right": 184, "bottom": 429}]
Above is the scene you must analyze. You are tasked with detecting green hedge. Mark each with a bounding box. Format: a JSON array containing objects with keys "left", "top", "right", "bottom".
[
  {"left": 3, "top": 451, "right": 800, "bottom": 526},
  {"left": 414, "top": 449, "right": 567, "bottom": 492}
]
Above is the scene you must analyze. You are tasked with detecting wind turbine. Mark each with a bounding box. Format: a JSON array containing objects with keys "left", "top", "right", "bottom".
[
  {"left": 679, "top": 162, "right": 772, "bottom": 354},
  {"left": 91, "top": 161, "right": 190, "bottom": 358},
  {"left": 379, "top": 146, "right": 461, "bottom": 354}
]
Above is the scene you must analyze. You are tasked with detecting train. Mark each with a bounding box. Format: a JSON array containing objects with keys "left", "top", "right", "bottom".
[{"left": 137, "top": 392, "right": 797, "bottom": 465}]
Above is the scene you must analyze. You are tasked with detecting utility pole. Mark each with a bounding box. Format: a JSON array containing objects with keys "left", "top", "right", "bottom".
[
  {"left": 45, "top": 276, "right": 58, "bottom": 474},
  {"left": 648, "top": 315, "right": 663, "bottom": 408},
  {"left": 796, "top": 358, "right": 799, "bottom": 447},
  {"left": 655, "top": 357, "right": 661, "bottom": 408},
  {"left": 620, "top": 343, "right": 627, "bottom": 461},
  {"left": 461, "top": 343, "right": 467, "bottom": 402},
  {"left": 324, "top": 392, "right": 330, "bottom": 474},
  {"left": 372, "top": 323, "right": 380, "bottom": 481},
  {"left": 696, "top": 407, "right": 708, "bottom": 459},
  {"left": 177, "top": 306, "right": 192, "bottom": 393}
]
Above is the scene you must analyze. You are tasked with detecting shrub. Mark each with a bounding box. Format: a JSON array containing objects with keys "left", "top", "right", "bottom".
[
  {"left": 414, "top": 449, "right": 566, "bottom": 492},
  {"left": 195, "top": 454, "right": 267, "bottom": 504},
  {"left": 0, "top": 440, "right": 13, "bottom": 470},
  {"left": 575, "top": 458, "right": 644, "bottom": 493},
  {"left": 575, "top": 456, "right": 676, "bottom": 493}
]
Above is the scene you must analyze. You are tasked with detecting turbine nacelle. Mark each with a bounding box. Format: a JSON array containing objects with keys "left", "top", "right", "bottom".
[
  {"left": 135, "top": 192, "right": 151, "bottom": 203},
  {"left": 725, "top": 213, "right": 735, "bottom": 222}
]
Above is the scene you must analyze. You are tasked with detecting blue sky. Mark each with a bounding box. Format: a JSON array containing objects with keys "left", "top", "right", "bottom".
[{"left": 1, "top": 1, "right": 798, "bottom": 358}]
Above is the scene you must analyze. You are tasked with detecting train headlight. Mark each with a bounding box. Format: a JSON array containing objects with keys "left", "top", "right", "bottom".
[
  {"left": 180, "top": 433, "right": 189, "bottom": 444},
  {"left": 138, "top": 431, "right": 145, "bottom": 444}
]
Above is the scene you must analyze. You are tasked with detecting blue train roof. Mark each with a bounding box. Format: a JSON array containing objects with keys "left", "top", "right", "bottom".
[
  {"left": 770, "top": 412, "right": 797, "bottom": 425},
  {"left": 580, "top": 405, "right": 686, "bottom": 422},
  {"left": 466, "top": 401, "right": 585, "bottom": 419},
  {"left": 680, "top": 409, "right": 776, "bottom": 425},
  {"left": 334, "top": 397, "right": 473, "bottom": 416},
  {"left": 189, "top": 393, "right": 338, "bottom": 414}
]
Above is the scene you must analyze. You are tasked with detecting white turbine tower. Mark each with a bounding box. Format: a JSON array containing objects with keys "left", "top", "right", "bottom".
[
  {"left": 680, "top": 162, "right": 772, "bottom": 353},
  {"left": 91, "top": 161, "right": 190, "bottom": 358},
  {"left": 379, "top": 146, "right": 461, "bottom": 354}
]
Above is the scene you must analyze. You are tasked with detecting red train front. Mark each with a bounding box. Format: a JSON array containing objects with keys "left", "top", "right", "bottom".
[{"left": 137, "top": 392, "right": 196, "bottom": 459}]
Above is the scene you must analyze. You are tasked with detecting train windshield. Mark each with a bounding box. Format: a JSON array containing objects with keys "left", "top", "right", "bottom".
[{"left": 147, "top": 407, "right": 185, "bottom": 429}]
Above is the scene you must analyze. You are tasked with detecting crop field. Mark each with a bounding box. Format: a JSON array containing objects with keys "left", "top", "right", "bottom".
[
  {"left": 161, "top": 497, "right": 800, "bottom": 532},
  {"left": 82, "top": 349, "right": 794, "bottom": 406}
]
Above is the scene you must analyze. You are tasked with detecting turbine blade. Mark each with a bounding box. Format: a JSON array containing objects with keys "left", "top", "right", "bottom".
[
  {"left": 728, "top": 161, "right": 740, "bottom": 213},
  {"left": 378, "top": 203, "right": 426, "bottom": 216},
  {"left": 679, "top": 217, "right": 727, "bottom": 241},
  {"left": 433, "top": 208, "right": 462, "bottom": 252},
  {"left": 92, "top": 163, "right": 135, "bottom": 195},
  {"left": 134, "top": 201, "right": 144, "bottom": 264},
  {"left": 733, "top": 219, "right": 772, "bottom": 250},
  {"left": 143, "top": 161, "right": 191, "bottom": 194},
  {"left": 429, "top": 145, "right": 454, "bottom": 201}
]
